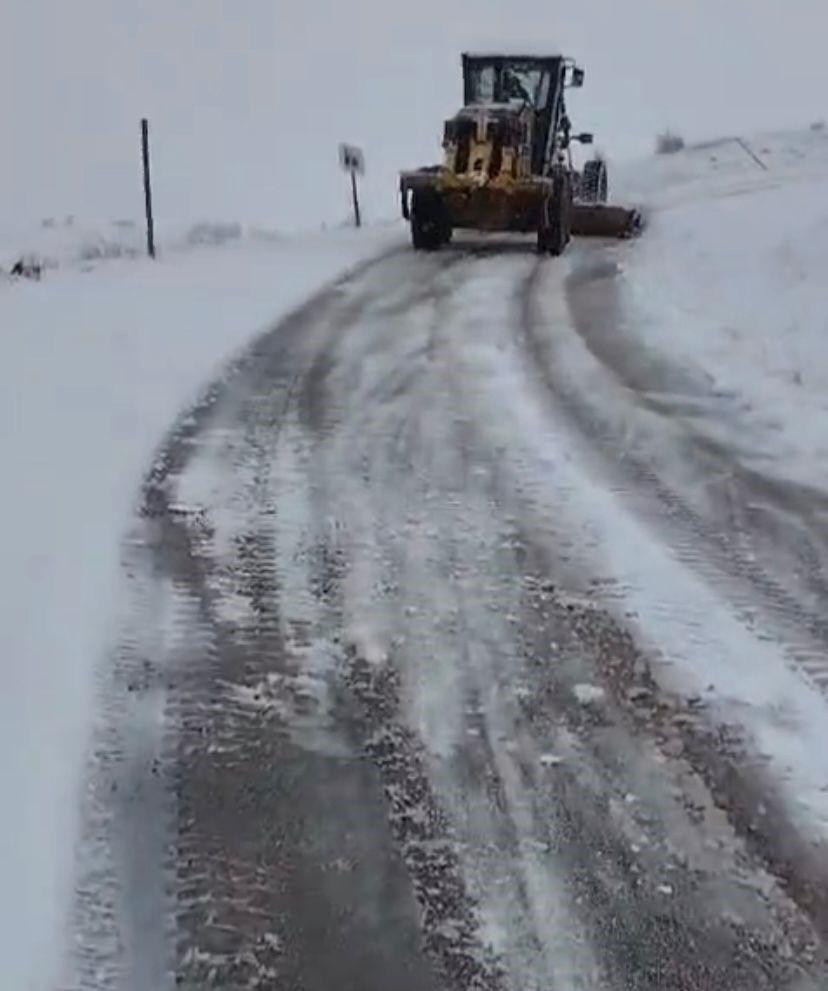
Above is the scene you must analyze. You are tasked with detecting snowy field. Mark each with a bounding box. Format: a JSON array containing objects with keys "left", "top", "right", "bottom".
[{"left": 0, "top": 223, "right": 401, "bottom": 991}]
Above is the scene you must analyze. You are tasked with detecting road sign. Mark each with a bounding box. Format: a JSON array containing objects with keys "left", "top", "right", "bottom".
[
  {"left": 339, "top": 143, "right": 365, "bottom": 176},
  {"left": 339, "top": 143, "right": 365, "bottom": 228}
]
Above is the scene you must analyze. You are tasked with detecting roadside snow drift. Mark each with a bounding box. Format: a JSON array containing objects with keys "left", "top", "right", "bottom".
[{"left": 620, "top": 133, "right": 828, "bottom": 490}]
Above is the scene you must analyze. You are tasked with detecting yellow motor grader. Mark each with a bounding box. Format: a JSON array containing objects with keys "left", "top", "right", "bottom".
[{"left": 400, "top": 53, "right": 641, "bottom": 254}]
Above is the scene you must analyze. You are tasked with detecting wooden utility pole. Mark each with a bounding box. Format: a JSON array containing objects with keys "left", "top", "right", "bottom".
[{"left": 141, "top": 118, "right": 156, "bottom": 258}]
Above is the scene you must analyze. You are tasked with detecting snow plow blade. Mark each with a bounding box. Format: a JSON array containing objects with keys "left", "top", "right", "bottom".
[{"left": 571, "top": 203, "right": 643, "bottom": 239}]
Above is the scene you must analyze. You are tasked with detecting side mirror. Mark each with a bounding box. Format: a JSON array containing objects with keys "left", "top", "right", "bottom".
[
  {"left": 576, "top": 132, "right": 594, "bottom": 145},
  {"left": 571, "top": 67, "right": 585, "bottom": 88}
]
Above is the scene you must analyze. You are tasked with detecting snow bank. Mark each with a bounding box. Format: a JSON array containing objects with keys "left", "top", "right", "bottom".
[
  {"left": 0, "top": 216, "right": 372, "bottom": 276},
  {"left": 0, "top": 218, "right": 145, "bottom": 273},
  {"left": 0, "top": 223, "right": 401, "bottom": 991},
  {"left": 620, "top": 132, "right": 828, "bottom": 489}
]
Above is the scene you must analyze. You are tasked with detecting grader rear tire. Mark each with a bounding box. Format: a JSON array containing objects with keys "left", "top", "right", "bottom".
[
  {"left": 537, "top": 176, "right": 572, "bottom": 257},
  {"left": 411, "top": 190, "right": 451, "bottom": 251}
]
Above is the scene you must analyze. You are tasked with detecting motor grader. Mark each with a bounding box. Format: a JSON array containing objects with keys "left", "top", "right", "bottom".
[{"left": 400, "top": 53, "right": 641, "bottom": 254}]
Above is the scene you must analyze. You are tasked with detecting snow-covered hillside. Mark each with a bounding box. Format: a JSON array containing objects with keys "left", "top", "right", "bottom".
[{"left": 617, "top": 126, "right": 828, "bottom": 204}]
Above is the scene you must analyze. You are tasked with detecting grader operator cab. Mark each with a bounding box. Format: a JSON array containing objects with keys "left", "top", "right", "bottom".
[{"left": 400, "top": 53, "right": 641, "bottom": 253}]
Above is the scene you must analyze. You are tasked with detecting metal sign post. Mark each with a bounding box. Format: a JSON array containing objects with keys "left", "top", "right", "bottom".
[
  {"left": 350, "top": 169, "right": 362, "bottom": 229},
  {"left": 339, "top": 143, "right": 365, "bottom": 229}
]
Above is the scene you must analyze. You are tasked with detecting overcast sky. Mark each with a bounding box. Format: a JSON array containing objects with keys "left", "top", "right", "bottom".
[{"left": 3, "top": 0, "right": 828, "bottom": 233}]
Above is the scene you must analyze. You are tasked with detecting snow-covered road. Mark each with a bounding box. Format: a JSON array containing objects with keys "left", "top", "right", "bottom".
[
  {"left": 61, "top": 230, "right": 828, "bottom": 989},
  {"left": 5, "top": 130, "right": 828, "bottom": 990}
]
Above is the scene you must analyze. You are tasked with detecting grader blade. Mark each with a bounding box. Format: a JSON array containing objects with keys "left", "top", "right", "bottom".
[{"left": 571, "top": 202, "right": 643, "bottom": 239}]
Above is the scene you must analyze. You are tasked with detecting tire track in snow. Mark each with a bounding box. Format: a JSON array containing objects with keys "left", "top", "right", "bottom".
[
  {"left": 293, "top": 246, "right": 824, "bottom": 988},
  {"left": 66, "top": 239, "right": 828, "bottom": 991},
  {"left": 549, "top": 251, "right": 828, "bottom": 691},
  {"left": 66, "top": 256, "right": 438, "bottom": 990},
  {"left": 428, "top": 254, "right": 825, "bottom": 988},
  {"left": 510, "top": 253, "right": 828, "bottom": 949}
]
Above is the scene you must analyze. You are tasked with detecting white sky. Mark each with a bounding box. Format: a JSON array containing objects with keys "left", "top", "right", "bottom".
[{"left": 2, "top": 0, "right": 828, "bottom": 232}]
